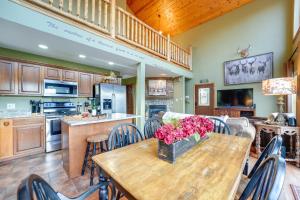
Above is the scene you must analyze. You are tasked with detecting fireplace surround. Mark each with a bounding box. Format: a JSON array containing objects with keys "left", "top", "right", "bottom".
[{"left": 148, "top": 105, "right": 167, "bottom": 118}]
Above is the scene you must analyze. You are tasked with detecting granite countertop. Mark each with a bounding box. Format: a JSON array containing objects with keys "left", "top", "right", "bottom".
[
  {"left": 61, "top": 113, "right": 142, "bottom": 126},
  {"left": 0, "top": 112, "right": 45, "bottom": 120}
]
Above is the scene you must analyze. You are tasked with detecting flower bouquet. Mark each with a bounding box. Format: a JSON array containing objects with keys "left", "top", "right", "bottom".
[{"left": 155, "top": 115, "right": 213, "bottom": 163}]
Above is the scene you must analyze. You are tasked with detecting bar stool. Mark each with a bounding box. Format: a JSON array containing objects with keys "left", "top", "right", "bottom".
[{"left": 81, "top": 134, "right": 108, "bottom": 186}]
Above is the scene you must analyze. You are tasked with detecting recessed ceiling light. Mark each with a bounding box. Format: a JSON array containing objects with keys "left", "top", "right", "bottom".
[
  {"left": 38, "top": 44, "right": 48, "bottom": 49},
  {"left": 108, "top": 61, "right": 114, "bottom": 65},
  {"left": 160, "top": 73, "right": 167, "bottom": 76},
  {"left": 78, "top": 54, "right": 86, "bottom": 59}
]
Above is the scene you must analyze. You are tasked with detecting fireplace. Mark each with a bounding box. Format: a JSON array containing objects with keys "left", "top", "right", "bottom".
[{"left": 148, "top": 105, "right": 167, "bottom": 118}]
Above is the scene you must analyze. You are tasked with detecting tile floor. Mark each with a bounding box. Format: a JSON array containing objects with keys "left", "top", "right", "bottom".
[
  {"left": 0, "top": 151, "right": 299, "bottom": 200},
  {"left": 0, "top": 151, "right": 96, "bottom": 200}
]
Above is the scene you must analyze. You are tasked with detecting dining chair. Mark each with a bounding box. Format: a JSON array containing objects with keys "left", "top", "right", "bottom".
[
  {"left": 209, "top": 117, "right": 231, "bottom": 134},
  {"left": 144, "top": 117, "right": 162, "bottom": 139},
  {"left": 17, "top": 174, "right": 114, "bottom": 200},
  {"left": 238, "top": 154, "right": 286, "bottom": 200},
  {"left": 247, "top": 135, "right": 283, "bottom": 178},
  {"left": 107, "top": 123, "right": 143, "bottom": 151},
  {"left": 106, "top": 123, "right": 143, "bottom": 199}
]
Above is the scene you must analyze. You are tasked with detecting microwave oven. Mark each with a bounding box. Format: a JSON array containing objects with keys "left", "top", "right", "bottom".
[{"left": 44, "top": 79, "right": 78, "bottom": 97}]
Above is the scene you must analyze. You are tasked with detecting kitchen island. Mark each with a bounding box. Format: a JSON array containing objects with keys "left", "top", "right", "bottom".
[{"left": 61, "top": 113, "right": 141, "bottom": 178}]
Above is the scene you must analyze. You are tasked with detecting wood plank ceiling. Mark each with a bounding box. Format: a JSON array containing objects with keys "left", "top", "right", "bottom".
[{"left": 127, "top": 0, "right": 253, "bottom": 36}]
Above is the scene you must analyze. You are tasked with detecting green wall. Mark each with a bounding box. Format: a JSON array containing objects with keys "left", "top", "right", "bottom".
[
  {"left": 173, "top": 0, "right": 293, "bottom": 117},
  {"left": 0, "top": 47, "right": 114, "bottom": 75},
  {"left": 122, "top": 76, "right": 136, "bottom": 85}
]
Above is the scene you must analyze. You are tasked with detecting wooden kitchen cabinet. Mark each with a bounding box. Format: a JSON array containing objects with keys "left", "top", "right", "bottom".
[
  {"left": 44, "top": 67, "right": 62, "bottom": 80},
  {"left": 0, "top": 59, "right": 18, "bottom": 94},
  {"left": 13, "top": 116, "right": 45, "bottom": 156},
  {"left": 78, "top": 72, "right": 93, "bottom": 97},
  {"left": 0, "top": 58, "right": 106, "bottom": 97},
  {"left": 94, "top": 74, "right": 104, "bottom": 84},
  {"left": 62, "top": 70, "right": 78, "bottom": 82},
  {"left": 0, "top": 119, "right": 14, "bottom": 159},
  {"left": 18, "top": 63, "right": 43, "bottom": 95}
]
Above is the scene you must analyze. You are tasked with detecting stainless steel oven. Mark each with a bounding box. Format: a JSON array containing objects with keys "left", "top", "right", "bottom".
[
  {"left": 44, "top": 102, "right": 77, "bottom": 152},
  {"left": 46, "top": 116, "right": 63, "bottom": 152},
  {"left": 44, "top": 79, "right": 78, "bottom": 97}
]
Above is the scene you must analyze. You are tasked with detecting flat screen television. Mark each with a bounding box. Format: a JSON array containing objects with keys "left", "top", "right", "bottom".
[{"left": 217, "top": 88, "right": 253, "bottom": 107}]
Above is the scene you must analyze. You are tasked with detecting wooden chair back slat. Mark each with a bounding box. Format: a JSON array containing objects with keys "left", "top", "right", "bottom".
[{"left": 108, "top": 123, "right": 143, "bottom": 151}]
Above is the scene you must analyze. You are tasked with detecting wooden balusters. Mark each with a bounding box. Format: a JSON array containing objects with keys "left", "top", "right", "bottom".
[
  {"left": 117, "top": 9, "right": 121, "bottom": 35},
  {"left": 84, "top": 0, "right": 88, "bottom": 20},
  {"left": 178, "top": 47, "right": 180, "bottom": 64},
  {"left": 126, "top": 15, "right": 130, "bottom": 39},
  {"left": 104, "top": 1, "right": 108, "bottom": 29},
  {"left": 68, "top": 0, "right": 72, "bottom": 13},
  {"left": 77, "top": 0, "right": 80, "bottom": 17},
  {"left": 151, "top": 31, "right": 154, "bottom": 51},
  {"left": 158, "top": 34, "right": 161, "bottom": 53},
  {"left": 163, "top": 36, "right": 165, "bottom": 55},
  {"left": 168, "top": 41, "right": 190, "bottom": 67},
  {"left": 152, "top": 32, "right": 155, "bottom": 51},
  {"left": 134, "top": 20, "right": 138, "bottom": 43},
  {"left": 122, "top": 12, "right": 126, "bottom": 37},
  {"left": 30, "top": 0, "right": 191, "bottom": 69},
  {"left": 98, "top": 0, "right": 102, "bottom": 26},
  {"left": 131, "top": 17, "right": 134, "bottom": 41},
  {"left": 145, "top": 28, "right": 148, "bottom": 48},
  {"left": 162, "top": 37, "right": 164, "bottom": 55},
  {"left": 110, "top": 0, "right": 116, "bottom": 38},
  {"left": 141, "top": 26, "right": 145, "bottom": 46},
  {"left": 189, "top": 46, "right": 193, "bottom": 69},
  {"left": 91, "top": 0, "right": 95, "bottom": 23},
  {"left": 59, "top": 0, "right": 63, "bottom": 9},
  {"left": 155, "top": 34, "right": 158, "bottom": 53},
  {"left": 155, "top": 33, "right": 158, "bottom": 52},
  {"left": 139, "top": 25, "right": 142, "bottom": 45}
]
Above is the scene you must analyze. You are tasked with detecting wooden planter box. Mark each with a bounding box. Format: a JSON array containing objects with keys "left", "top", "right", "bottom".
[{"left": 158, "top": 134, "right": 208, "bottom": 163}]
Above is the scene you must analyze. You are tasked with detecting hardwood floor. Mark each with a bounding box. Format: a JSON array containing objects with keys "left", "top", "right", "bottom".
[
  {"left": 0, "top": 151, "right": 298, "bottom": 200},
  {"left": 248, "top": 156, "right": 298, "bottom": 200}
]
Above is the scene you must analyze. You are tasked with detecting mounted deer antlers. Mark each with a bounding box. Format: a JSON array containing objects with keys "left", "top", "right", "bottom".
[{"left": 237, "top": 44, "right": 251, "bottom": 58}]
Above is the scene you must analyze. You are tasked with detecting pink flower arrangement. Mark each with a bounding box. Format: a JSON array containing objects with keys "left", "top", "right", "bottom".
[{"left": 155, "top": 116, "right": 214, "bottom": 145}]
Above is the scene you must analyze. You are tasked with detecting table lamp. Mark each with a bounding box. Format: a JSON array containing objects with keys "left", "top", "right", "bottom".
[{"left": 262, "top": 77, "right": 296, "bottom": 125}]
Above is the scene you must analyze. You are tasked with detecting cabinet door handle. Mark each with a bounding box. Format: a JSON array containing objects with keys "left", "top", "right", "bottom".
[{"left": 3, "top": 122, "right": 10, "bottom": 126}]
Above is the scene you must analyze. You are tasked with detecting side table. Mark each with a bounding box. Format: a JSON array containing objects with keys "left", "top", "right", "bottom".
[{"left": 254, "top": 122, "right": 300, "bottom": 167}]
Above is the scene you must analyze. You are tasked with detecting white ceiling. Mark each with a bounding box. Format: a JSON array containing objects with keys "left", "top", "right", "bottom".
[{"left": 0, "top": 18, "right": 178, "bottom": 78}]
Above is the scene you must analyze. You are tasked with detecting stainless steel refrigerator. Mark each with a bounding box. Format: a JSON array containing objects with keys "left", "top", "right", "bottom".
[{"left": 94, "top": 83, "right": 127, "bottom": 114}]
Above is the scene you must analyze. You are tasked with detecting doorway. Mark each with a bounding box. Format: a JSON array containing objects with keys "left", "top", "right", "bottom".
[{"left": 194, "top": 83, "right": 215, "bottom": 116}]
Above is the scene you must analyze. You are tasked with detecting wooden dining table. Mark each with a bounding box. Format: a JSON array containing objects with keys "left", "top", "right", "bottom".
[{"left": 93, "top": 134, "right": 252, "bottom": 200}]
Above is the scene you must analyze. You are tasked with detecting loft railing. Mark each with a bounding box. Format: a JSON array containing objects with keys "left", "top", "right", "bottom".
[
  {"left": 16, "top": 0, "right": 192, "bottom": 70},
  {"left": 116, "top": 7, "right": 168, "bottom": 59},
  {"left": 170, "top": 41, "right": 190, "bottom": 68}
]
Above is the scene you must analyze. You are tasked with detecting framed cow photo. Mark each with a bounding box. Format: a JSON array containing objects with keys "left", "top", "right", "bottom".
[{"left": 224, "top": 52, "right": 273, "bottom": 85}]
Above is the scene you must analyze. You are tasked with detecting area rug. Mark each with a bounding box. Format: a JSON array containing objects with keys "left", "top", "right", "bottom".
[{"left": 291, "top": 184, "right": 300, "bottom": 200}]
